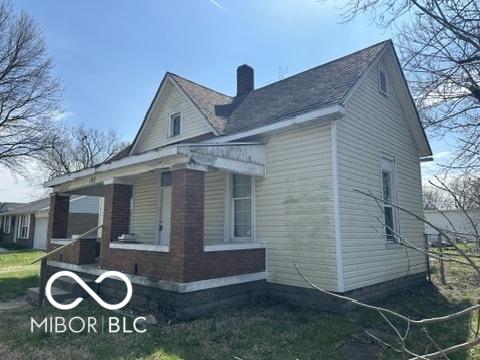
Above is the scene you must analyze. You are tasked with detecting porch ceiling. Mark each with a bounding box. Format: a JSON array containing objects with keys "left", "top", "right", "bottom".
[{"left": 44, "top": 142, "right": 266, "bottom": 193}]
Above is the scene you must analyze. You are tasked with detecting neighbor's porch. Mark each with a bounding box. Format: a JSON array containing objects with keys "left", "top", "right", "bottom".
[{"left": 45, "top": 142, "right": 266, "bottom": 284}]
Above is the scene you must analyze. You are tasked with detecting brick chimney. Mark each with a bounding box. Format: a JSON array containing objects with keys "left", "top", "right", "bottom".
[{"left": 237, "top": 64, "right": 254, "bottom": 96}]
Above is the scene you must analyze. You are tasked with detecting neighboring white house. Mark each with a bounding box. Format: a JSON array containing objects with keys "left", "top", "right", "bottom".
[
  {"left": 41, "top": 40, "right": 432, "bottom": 316},
  {"left": 424, "top": 209, "right": 480, "bottom": 242},
  {"left": 0, "top": 196, "right": 100, "bottom": 249}
]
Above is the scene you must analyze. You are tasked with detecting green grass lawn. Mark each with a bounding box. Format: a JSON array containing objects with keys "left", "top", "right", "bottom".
[
  {"left": 0, "top": 249, "right": 479, "bottom": 359},
  {"left": 0, "top": 250, "right": 44, "bottom": 301}
]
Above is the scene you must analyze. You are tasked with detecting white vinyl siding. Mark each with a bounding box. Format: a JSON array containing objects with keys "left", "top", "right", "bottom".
[
  {"left": 130, "top": 172, "right": 159, "bottom": 243},
  {"left": 255, "top": 121, "right": 337, "bottom": 291},
  {"left": 337, "top": 51, "right": 426, "bottom": 291},
  {"left": 70, "top": 196, "right": 100, "bottom": 214},
  {"left": 133, "top": 80, "right": 212, "bottom": 153},
  {"left": 204, "top": 171, "right": 227, "bottom": 245},
  {"left": 130, "top": 170, "right": 231, "bottom": 245}
]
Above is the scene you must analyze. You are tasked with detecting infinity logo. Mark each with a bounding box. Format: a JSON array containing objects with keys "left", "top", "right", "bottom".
[{"left": 46, "top": 271, "right": 133, "bottom": 311}]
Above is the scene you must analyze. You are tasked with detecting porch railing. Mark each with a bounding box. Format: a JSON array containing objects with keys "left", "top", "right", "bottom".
[
  {"left": 31, "top": 224, "right": 103, "bottom": 265},
  {"left": 31, "top": 224, "right": 103, "bottom": 306}
]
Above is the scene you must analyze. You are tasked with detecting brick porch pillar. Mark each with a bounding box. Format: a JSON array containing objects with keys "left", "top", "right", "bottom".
[
  {"left": 47, "top": 193, "right": 70, "bottom": 246},
  {"left": 100, "top": 182, "right": 132, "bottom": 265},
  {"left": 170, "top": 169, "right": 205, "bottom": 280}
]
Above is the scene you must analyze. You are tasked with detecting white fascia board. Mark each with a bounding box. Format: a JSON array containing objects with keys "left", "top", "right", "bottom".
[
  {"left": 44, "top": 145, "right": 180, "bottom": 188},
  {"left": 208, "top": 105, "right": 346, "bottom": 143}
]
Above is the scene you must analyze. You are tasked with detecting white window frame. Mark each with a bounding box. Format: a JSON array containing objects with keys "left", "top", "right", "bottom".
[
  {"left": 168, "top": 111, "right": 182, "bottom": 138},
  {"left": 381, "top": 153, "right": 399, "bottom": 243},
  {"left": 17, "top": 214, "right": 30, "bottom": 239},
  {"left": 225, "top": 173, "right": 255, "bottom": 243},
  {"left": 3, "top": 216, "right": 11, "bottom": 233},
  {"left": 378, "top": 68, "right": 388, "bottom": 96}
]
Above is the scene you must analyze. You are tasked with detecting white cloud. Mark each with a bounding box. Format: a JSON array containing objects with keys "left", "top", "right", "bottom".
[
  {"left": 50, "top": 110, "right": 75, "bottom": 123},
  {"left": 207, "top": 0, "right": 226, "bottom": 11},
  {"left": 0, "top": 165, "right": 49, "bottom": 203}
]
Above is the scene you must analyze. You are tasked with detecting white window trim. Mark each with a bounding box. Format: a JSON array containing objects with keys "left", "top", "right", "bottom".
[
  {"left": 380, "top": 152, "right": 400, "bottom": 245},
  {"left": 224, "top": 173, "right": 255, "bottom": 243},
  {"left": 155, "top": 171, "right": 172, "bottom": 246},
  {"left": 3, "top": 216, "right": 11, "bottom": 233},
  {"left": 167, "top": 111, "right": 182, "bottom": 138},
  {"left": 378, "top": 67, "right": 388, "bottom": 96},
  {"left": 17, "top": 214, "right": 31, "bottom": 239}
]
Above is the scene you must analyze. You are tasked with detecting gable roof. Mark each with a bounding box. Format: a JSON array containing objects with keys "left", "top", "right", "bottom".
[
  {"left": 224, "top": 41, "right": 389, "bottom": 134},
  {"left": 124, "top": 39, "right": 431, "bottom": 159},
  {"left": 168, "top": 73, "right": 232, "bottom": 133},
  {"left": 2, "top": 198, "right": 50, "bottom": 215},
  {"left": 0, "top": 202, "right": 23, "bottom": 213}
]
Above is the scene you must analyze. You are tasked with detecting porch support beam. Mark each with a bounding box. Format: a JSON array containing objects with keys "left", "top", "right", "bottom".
[
  {"left": 190, "top": 153, "right": 264, "bottom": 176},
  {"left": 100, "top": 183, "right": 132, "bottom": 265},
  {"left": 170, "top": 169, "right": 205, "bottom": 280},
  {"left": 47, "top": 193, "right": 70, "bottom": 245}
]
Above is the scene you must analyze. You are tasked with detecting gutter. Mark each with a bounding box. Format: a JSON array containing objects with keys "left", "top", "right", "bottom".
[
  {"left": 207, "top": 104, "right": 346, "bottom": 143},
  {"left": 44, "top": 104, "right": 344, "bottom": 188}
]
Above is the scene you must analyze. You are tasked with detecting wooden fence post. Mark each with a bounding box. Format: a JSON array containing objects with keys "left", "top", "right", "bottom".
[
  {"left": 438, "top": 234, "right": 446, "bottom": 285},
  {"left": 424, "top": 233, "right": 431, "bottom": 282}
]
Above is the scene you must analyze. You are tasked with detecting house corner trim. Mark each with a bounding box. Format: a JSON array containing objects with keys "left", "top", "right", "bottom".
[{"left": 331, "top": 121, "right": 344, "bottom": 292}]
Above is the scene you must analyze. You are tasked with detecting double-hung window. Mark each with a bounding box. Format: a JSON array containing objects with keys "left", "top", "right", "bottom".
[
  {"left": 2, "top": 216, "right": 11, "bottom": 233},
  {"left": 231, "top": 174, "right": 253, "bottom": 241},
  {"left": 169, "top": 112, "right": 182, "bottom": 137},
  {"left": 381, "top": 155, "right": 399, "bottom": 243},
  {"left": 17, "top": 214, "right": 30, "bottom": 239}
]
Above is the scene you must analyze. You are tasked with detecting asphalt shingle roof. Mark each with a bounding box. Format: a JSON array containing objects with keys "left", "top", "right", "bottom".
[
  {"left": 2, "top": 198, "right": 50, "bottom": 215},
  {"left": 162, "top": 40, "right": 388, "bottom": 136},
  {"left": 169, "top": 74, "right": 232, "bottom": 133},
  {"left": 225, "top": 41, "right": 388, "bottom": 134},
  {"left": 117, "top": 40, "right": 390, "bottom": 162}
]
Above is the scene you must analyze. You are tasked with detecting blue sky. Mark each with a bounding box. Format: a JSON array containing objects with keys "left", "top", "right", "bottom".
[{"left": 3, "top": 0, "right": 447, "bottom": 201}]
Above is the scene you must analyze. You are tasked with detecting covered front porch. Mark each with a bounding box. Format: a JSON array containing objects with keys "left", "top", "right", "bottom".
[{"left": 44, "top": 142, "right": 266, "bottom": 285}]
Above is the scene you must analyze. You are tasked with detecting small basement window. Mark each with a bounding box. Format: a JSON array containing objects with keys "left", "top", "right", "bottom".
[
  {"left": 378, "top": 69, "right": 388, "bottom": 95},
  {"left": 169, "top": 112, "right": 182, "bottom": 137}
]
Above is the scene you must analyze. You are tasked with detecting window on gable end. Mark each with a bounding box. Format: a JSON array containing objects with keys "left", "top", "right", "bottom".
[
  {"left": 378, "top": 68, "right": 388, "bottom": 95},
  {"left": 169, "top": 112, "right": 182, "bottom": 137}
]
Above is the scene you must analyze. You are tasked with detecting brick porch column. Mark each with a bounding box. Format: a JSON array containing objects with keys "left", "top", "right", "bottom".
[
  {"left": 47, "top": 193, "right": 70, "bottom": 246},
  {"left": 170, "top": 169, "right": 205, "bottom": 280},
  {"left": 100, "top": 182, "right": 132, "bottom": 264}
]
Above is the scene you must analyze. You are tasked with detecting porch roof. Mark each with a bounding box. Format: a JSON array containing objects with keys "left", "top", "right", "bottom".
[{"left": 44, "top": 142, "right": 266, "bottom": 192}]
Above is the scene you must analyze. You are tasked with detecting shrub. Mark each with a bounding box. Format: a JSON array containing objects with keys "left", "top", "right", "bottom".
[{"left": 0, "top": 242, "right": 28, "bottom": 250}]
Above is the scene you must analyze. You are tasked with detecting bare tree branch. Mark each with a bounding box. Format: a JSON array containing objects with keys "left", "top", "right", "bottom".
[{"left": 0, "top": 1, "right": 62, "bottom": 174}]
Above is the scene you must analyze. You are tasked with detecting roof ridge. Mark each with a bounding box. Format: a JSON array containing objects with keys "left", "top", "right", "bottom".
[
  {"left": 166, "top": 40, "right": 390, "bottom": 101},
  {"left": 250, "top": 39, "right": 391, "bottom": 94},
  {"left": 167, "top": 72, "right": 233, "bottom": 99}
]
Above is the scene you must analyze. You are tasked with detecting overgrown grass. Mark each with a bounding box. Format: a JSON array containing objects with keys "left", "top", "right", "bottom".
[
  {"left": 0, "top": 249, "right": 479, "bottom": 359},
  {"left": 0, "top": 250, "right": 44, "bottom": 300}
]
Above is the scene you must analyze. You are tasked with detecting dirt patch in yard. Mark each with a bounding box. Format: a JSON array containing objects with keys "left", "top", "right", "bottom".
[{"left": 0, "top": 300, "right": 31, "bottom": 312}]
